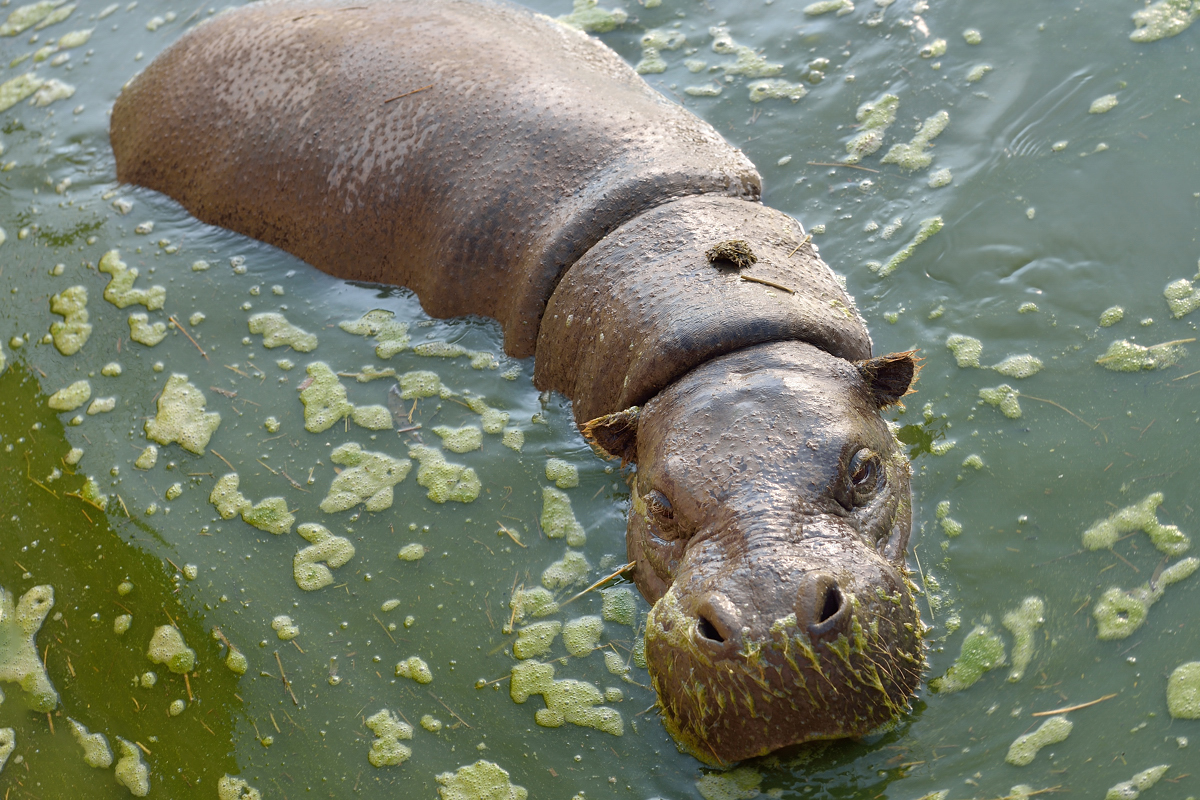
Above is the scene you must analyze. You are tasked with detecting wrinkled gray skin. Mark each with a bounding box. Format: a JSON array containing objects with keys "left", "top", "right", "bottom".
[{"left": 109, "top": 0, "right": 923, "bottom": 764}]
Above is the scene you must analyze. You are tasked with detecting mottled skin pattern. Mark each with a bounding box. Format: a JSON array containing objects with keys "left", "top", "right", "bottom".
[{"left": 109, "top": 0, "right": 924, "bottom": 764}]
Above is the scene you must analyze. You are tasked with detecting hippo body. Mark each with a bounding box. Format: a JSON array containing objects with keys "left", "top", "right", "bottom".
[{"left": 110, "top": 0, "right": 924, "bottom": 763}]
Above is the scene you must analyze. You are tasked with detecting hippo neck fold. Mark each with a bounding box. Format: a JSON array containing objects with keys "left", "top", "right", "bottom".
[{"left": 534, "top": 194, "right": 874, "bottom": 424}]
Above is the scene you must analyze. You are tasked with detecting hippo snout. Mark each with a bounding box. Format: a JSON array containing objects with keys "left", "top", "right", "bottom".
[{"left": 691, "top": 572, "right": 849, "bottom": 652}]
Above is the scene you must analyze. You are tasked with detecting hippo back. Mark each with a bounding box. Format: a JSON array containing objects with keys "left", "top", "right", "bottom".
[{"left": 110, "top": 0, "right": 761, "bottom": 357}]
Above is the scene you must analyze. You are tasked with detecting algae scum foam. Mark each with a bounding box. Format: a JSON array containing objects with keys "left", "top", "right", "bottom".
[{"left": 2, "top": 0, "right": 1200, "bottom": 798}]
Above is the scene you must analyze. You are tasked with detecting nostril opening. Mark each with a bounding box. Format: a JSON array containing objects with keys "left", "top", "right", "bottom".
[
  {"left": 697, "top": 614, "right": 725, "bottom": 643},
  {"left": 817, "top": 584, "right": 842, "bottom": 625}
]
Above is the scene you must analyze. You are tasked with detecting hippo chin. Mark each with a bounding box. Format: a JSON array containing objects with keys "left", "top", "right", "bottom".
[
  {"left": 109, "top": 0, "right": 925, "bottom": 763},
  {"left": 585, "top": 341, "right": 922, "bottom": 762}
]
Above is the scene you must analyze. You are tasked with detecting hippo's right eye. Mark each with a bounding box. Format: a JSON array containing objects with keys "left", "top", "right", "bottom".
[{"left": 645, "top": 490, "right": 674, "bottom": 522}]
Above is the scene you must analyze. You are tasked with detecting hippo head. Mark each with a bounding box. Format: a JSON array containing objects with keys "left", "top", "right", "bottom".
[{"left": 584, "top": 340, "right": 924, "bottom": 764}]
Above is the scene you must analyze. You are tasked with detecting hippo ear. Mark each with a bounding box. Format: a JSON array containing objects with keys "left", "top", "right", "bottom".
[
  {"left": 854, "top": 350, "right": 921, "bottom": 408},
  {"left": 581, "top": 406, "right": 640, "bottom": 464}
]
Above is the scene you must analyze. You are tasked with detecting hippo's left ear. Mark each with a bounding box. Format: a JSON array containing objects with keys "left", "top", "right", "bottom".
[
  {"left": 854, "top": 350, "right": 921, "bottom": 408},
  {"left": 581, "top": 406, "right": 640, "bottom": 465}
]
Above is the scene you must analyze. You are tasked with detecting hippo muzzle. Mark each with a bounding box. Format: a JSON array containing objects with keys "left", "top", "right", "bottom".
[{"left": 586, "top": 341, "right": 924, "bottom": 763}]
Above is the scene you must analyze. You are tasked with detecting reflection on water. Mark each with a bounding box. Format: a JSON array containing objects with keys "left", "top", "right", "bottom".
[{"left": 1, "top": 0, "right": 1198, "bottom": 797}]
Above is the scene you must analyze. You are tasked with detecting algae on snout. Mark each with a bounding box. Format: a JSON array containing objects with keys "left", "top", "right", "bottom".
[
  {"left": 293, "top": 523, "right": 355, "bottom": 591},
  {"left": 1005, "top": 715, "right": 1072, "bottom": 766},
  {"left": 0, "top": 584, "right": 58, "bottom": 711},
  {"left": 144, "top": 375, "right": 221, "bottom": 454},
  {"left": 365, "top": 709, "right": 413, "bottom": 767},
  {"left": 98, "top": 249, "right": 165, "bottom": 310},
  {"left": 248, "top": 312, "right": 318, "bottom": 352},
  {"left": 929, "top": 624, "right": 1005, "bottom": 693},
  {"left": 1167, "top": 662, "right": 1200, "bottom": 719},
  {"left": 436, "top": 760, "right": 528, "bottom": 800},
  {"left": 1082, "top": 492, "right": 1190, "bottom": 556},
  {"left": 49, "top": 285, "right": 91, "bottom": 355},
  {"left": 1001, "top": 596, "right": 1044, "bottom": 682},
  {"left": 147, "top": 625, "right": 195, "bottom": 674},
  {"left": 320, "top": 442, "right": 411, "bottom": 513}
]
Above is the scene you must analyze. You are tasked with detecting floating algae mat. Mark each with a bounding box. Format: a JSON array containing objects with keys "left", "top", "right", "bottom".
[{"left": 2, "top": 0, "right": 1200, "bottom": 798}]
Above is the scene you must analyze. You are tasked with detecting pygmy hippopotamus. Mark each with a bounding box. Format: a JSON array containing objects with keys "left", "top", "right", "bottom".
[{"left": 109, "top": 0, "right": 925, "bottom": 763}]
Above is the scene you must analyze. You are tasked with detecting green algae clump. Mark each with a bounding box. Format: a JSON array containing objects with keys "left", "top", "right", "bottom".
[
  {"left": 1096, "top": 339, "right": 1188, "bottom": 371},
  {"left": 395, "top": 655, "right": 433, "bottom": 684},
  {"left": 248, "top": 312, "right": 318, "bottom": 352},
  {"left": 48, "top": 379, "right": 91, "bottom": 411},
  {"left": 321, "top": 442, "right": 411, "bottom": 512},
  {"left": 929, "top": 624, "right": 1005, "bottom": 693},
  {"left": 398, "top": 543, "right": 427, "bottom": 561},
  {"left": 410, "top": 445, "right": 481, "bottom": 503},
  {"left": 1089, "top": 94, "right": 1119, "bottom": 114},
  {"left": 49, "top": 285, "right": 91, "bottom": 355},
  {"left": 541, "top": 487, "right": 586, "bottom": 546},
  {"left": 844, "top": 94, "right": 899, "bottom": 164},
  {"left": 114, "top": 737, "right": 150, "bottom": 797},
  {"left": 882, "top": 111, "right": 949, "bottom": 171},
  {"left": 98, "top": 249, "right": 165, "bottom": 310},
  {"left": 992, "top": 354, "right": 1043, "bottom": 379},
  {"left": 145, "top": 375, "right": 221, "bottom": 454},
  {"left": 1093, "top": 557, "right": 1199, "bottom": 639},
  {"left": 510, "top": 660, "right": 623, "bottom": 736},
  {"left": 1105, "top": 765, "right": 1169, "bottom": 800},
  {"left": 208, "top": 473, "right": 294, "bottom": 535},
  {"left": 272, "top": 615, "right": 299, "bottom": 641},
  {"left": 436, "top": 760, "right": 528, "bottom": 800},
  {"left": 465, "top": 396, "right": 509, "bottom": 433},
  {"left": 133, "top": 445, "right": 158, "bottom": 470},
  {"left": 398, "top": 370, "right": 443, "bottom": 399},
  {"left": 947, "top": 334, "right": 983, "bottom": 367},
  {"left": 709, "top": 25, "right": 782, "bottom": 78},
  {"left": 1005, "top": 715, "right": 1072, "bottom": 766},
  {"left": 1131, "top": 0, "right": 1199, "bottom": 42},
  {"left": 128, "top": 313, "right": 167, "bottom": 346},
  {"left": 1167, "top": 662, "right": 1200, "bottom": 718},
  {"left": 513, "top": 621, "right": 562, "bottom": 659},
  {"left": 542, "top": 550, "right": 590, "bottom": 590},
  {"left": 68, "top": 718, "right": 112, "bottom": 768},
  {"left": 293, "top": 523, "right": 356, "bottom": 591},
  {"left": 508, "top": 586, "right": 559, "bottom": 628},
  {"left": 147, "top": 625, "right": 195, "bottom": 673},
  {"left": 562, "top": 615, "right": 604, "bottom": 656},
  {"left": 1100, "top": 305, "right": 1126, "bottom": 326},
  {"left": 804, "top": 0, "right": 854, "bottom": 15},
  {"left": 338, "top": 309, "right": 410, "bottom": 358},
  {"left": 218, "top": 774, "right": 262, "bottom": 800},
  {"left": 748, "top": 78, "right": 808, "bottom": 103},
  {"left": 434, "top": 425, "right": 483, "bottom": 453},
  {"left": 300, "top": 362, "right": 391, "bottom": 432},
  {"left": 556, "top": 0, "right": 626, "bottom": 33},
  {"left": 980, "top": 384, "right": 1022, "bottom": 419},
  {"left": 875, "top": 217, "right": 943, "bottom": 278},
  {"left": 0, "top": 585, "right": 58, "bottom": 711},
  {"left": 1082, "top": 492, "right": 1189, "bottom": 556},
  {"left": 601, "top": 587, "right": 636, "bottom": 627},
  {"left": 1001, "top": 596, "right": 1045, "bottom": 682},
  {"left": 0, "top": 2, "right": 64, "bottom": 36},
  {"left": 545, "top": 457, "right": 579, "bottom": 488},
  {"left": 696, "top": 767, "right": 763, "bottom": 800},
  {"left": 0, "top": 729, "right": 12, "bottom": 774},
  {"left": 0, "top": 73, "right": 45, "bottom": 112},
  {"left": 365, "top": 709, "right": 413, "bottom": 767},
  {"left": 1164, "top": 276, "right": 1200, "bottom": 318},
  {"left": 421, "top": 715, "right": 443, "bottom": 733}
]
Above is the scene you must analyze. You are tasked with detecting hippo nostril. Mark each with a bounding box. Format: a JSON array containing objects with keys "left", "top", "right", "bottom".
[
  {"left": 697, "top": 614, "right": 725, "bottom": 643},
  {"left": 817, "top": 584, "right": 842, "bottom": 625}
]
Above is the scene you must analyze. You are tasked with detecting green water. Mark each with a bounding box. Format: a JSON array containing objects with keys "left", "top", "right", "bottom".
[{"left": 1, "top": 0, "right": 1198, "bottom": 798}]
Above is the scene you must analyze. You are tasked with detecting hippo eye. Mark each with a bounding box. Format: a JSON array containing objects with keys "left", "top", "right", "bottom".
[
  {"left": 644, "top": 490, "right": 674, "bottom": 522},
  {"left": 846, "top": 449, "right": 881, "bottom": 505}
]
